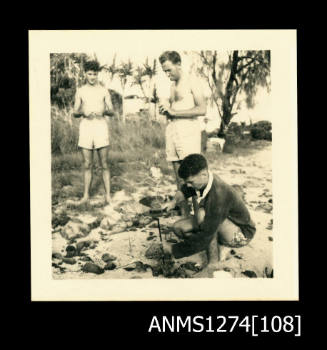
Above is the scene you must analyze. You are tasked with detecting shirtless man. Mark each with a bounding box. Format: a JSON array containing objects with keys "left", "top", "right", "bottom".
[
  {"left": 72, "top": 60, "right": 114, "bottom": 205},
  {"left": 158, "top": 51, "right": 207, "bottom": 216}
]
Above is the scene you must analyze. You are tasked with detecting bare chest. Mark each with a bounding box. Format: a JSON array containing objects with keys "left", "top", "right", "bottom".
[{"left": 171, "top": 81, "right": 193, "bottom": 102}]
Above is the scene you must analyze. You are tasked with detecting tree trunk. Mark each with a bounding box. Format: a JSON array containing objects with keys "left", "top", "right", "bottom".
[{"left": 218, "top": 51, "right": 239, "bottom": 137}]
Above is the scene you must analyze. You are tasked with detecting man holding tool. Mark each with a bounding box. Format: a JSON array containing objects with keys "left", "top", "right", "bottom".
[
  {"left": 158, "top": 51, "right": 207, "bottom": 217},
  {"left": 162, "top": 153, "right": 256, "bottom": 276}
]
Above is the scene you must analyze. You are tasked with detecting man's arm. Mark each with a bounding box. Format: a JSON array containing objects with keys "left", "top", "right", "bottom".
[
  {"left": 72, "top": 88, "right": 83, "bottom": 118},
  {"left": 171, "top": 187, "right": 231, "bottom": 258}
]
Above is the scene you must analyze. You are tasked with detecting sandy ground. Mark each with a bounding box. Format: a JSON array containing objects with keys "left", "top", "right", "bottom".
[{"left": 52, "top": 141, "right": 273, "bottom": 279}]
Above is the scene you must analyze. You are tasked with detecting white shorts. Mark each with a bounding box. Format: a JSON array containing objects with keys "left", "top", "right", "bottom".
[
  {"left": 166, "top": 119, "right": 201, "bottom": 162},
  {"left": 78, "top": 117, "right": 110, "bottom": 150}
]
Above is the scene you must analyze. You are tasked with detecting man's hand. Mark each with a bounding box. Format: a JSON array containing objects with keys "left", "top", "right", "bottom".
[
  {"left": 72, "top": 112, "right": 83, "bottom": 118},
  {"left": 159, "top": 104, "right": 174, "bottom": 119},
  {"left": 85, "top": 112, "right": 103, "bottom": 119}
]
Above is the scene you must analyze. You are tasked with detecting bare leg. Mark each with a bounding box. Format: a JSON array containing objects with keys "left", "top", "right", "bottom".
[
  {"left": 172, "top": 161, "right": 190, "bottom": 217},
  {"left": 78, "top": 148, "right": 93, "bottom": 204},
  {"left": 206, "top": 230, "right": 220, "bottom": 270},
  {"left": 173, "top": 216, "right": 198, "bottom": 239},
  {"left": 97, "top": 146, "right": 111, "bottom": 204}
]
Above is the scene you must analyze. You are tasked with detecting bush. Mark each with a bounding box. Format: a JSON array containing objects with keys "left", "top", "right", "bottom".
[{"left": 250, "top": 121, "right": 272, "bottom": 141}]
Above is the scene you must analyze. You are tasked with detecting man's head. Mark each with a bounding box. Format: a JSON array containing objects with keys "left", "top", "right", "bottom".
[
  {"left": 178, "top": 154, "right": 209, "bottom": 190},
  {"left": 159, "top": 51, "right": 182, "bottom": 81},
  {"left": 84, "top": 60, "right": 100, "bottom": 85}
]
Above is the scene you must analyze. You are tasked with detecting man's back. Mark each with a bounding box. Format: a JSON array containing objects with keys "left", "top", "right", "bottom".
[{"left": 203, "top": 174, "right": 256, "bottom": 240}]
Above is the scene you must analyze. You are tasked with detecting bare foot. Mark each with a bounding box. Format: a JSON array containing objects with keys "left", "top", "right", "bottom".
[
  {"left": 192, "top": 262, "right": 221, "bottom": 278},
  {"left": 105, "top": 196, "right": 112, "bottom": 206},
  {"left": 75, "top": 197, "right": 90, "bottom": 206}
]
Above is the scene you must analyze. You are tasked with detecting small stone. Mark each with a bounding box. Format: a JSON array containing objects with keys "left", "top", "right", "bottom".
[
  {"left": 52, "top": 253, "right": 62, "bottom": 259},
  {"left": 268, "top": 199, "right": 272, "bottom": 203},
  {"left": 62, "top": 258, "right": 77, "bottom": 265},
  {"left": 268, "top": 236, "right": 273, "bottom": 241},
  {"left": 79, "top": 256, "right": 93, "bottom": 262},
  {"left": 61, "top": 221, "right": 90, "bottom": 240},
  {"left": 124, "top": 266, "right": 135, "bottom": 271},
  {"left": 102, "top": 253, "right": 117, "bottom": 262},
  {"left": 104, "top": 262, "right": 117, "bottom": 270},
  {"left": 242, "top": 270, "right": 257, "bottom": 278},
  {"left": 100, "top": 217, "right": 112, "bottom": 230},
  {"left": 65, "top": 245, "right": 76, "bottom": 257},
  {"left": 82, "top": 263, "right": 104, "bottom": 274},
  {"left": 147, "top": 236, "right": 155, "bottom": 241},
  {"left": 76, "top": 241, "right": 90, "bottom": 253},
  {"left": 151, "top": 265, "right": 163, "bottom": 276},
  {"left": 166, "top": 238, "right": 178, "bottom": 243}
]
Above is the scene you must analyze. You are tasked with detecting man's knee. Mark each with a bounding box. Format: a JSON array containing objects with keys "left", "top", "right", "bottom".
[
  {"left": 173, "top": 220, "right": 185, "bottom": 238},
  {"left": 100, "top": 161, "right": 109, "bottom": 170},
  {"left": 83, "top": 160, "right": 93, "bottom": 170}
]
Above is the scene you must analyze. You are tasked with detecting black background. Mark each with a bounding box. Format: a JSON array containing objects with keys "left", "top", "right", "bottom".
[{"left": 16, "top": 18, "right": 311, "bottom": 343}]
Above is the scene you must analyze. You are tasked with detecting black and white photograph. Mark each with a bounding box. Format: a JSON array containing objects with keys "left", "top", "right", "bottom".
[{"left": 29, "top": 30, "right": 298, "bottom": 301}]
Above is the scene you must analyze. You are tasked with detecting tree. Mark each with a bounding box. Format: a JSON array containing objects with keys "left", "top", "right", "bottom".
[
  {"left": 118, "top": 60, "right": 134, "bottom": 123},
  {"left": 198, "top": 50, "right": 270, "bottom": 136},
  {"left": 133, "top": 58, "right": 158, "bottom": 119},
  {"left": 143, "top": 58, "right": 158, "bottom": 120},
  {"left": 50, "top": 53, "right": 90, "bottom": 109}
]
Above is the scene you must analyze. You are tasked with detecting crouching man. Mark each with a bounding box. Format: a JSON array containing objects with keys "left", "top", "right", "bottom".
[{"left": 163, "top": 153, "right": 256, "bottom": 274}]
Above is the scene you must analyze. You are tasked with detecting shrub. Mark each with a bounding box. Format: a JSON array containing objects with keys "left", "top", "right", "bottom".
[{"left": 250, "top": 121, "right": 272, "bottom": 140}]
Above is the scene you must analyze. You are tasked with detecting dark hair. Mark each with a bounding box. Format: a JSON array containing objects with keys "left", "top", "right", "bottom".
[
  {"left": 159, "top": 51, "right": 181, "bottom": 65},
  {"left": 84, "top": 60, "right": 100, "bottom": 72},
  {"left": 178, "top": 154, "right": 208, "bottom": 179}
]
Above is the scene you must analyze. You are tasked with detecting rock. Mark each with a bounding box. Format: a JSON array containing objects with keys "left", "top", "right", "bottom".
[
  {"left": 77, "top": 215, "right": 102, "bottom": 230},
  {"left": 52, "top": 212, "right": 70, "bottom": 228},
  {"left": 76, "top": 241, "right": 90, "bottom": 253},
  {"left": 62, "top": 258, "right": 77, "bottom": 265},
  {"left": 135, "top": 261, "right": 149, "bottom": 272},
  {"left": 110, "top": 223, "right": 128, "bottom": 235},
  {"left": 264, "top": 267, "right": 274, "bottom": 278},
  {"left": 145, "top": 243, "right": 163, "bottom": 259},
  {"left": 100, "top": 217, "right": 112, "bottom": 230},
  {"left": 61, "top": 220, "right": 90, "bottom": 240},
  {"left": 122, "top": 201, "right": 149, "bottom": 215},
  {"left": 166, "top": 238, "right": 178, "bottom": 243},
  {"left": 82, "top": 263, "right": 104, "bottom": 274},
  {"left": 52, "top": 253, "right": 62, "bottom": 259},
  {"left": 52, "top": 232, "right": 67, "bottom": 255},
  {"left": 101, "top": 253, "right": 117, "bottom": 262},
  {"left": 151, "top": 265, "right": 163, "bottom": 276},
  {"left": 139, "top": 216, "right": 152, "bottom": 227},
  {"left": 104, "top": 262, "right": 117, "bottom": 270},
  {"left": 242, "top": 270, "right": 257, "bottom": 278},
  {"left": 79, "top": 256, "right": 93, "bottom": 262},
  {"left": 268, "top": 236, "right": 273, "bottom": 241},
  {"left": 65, "top": 245, "right": 76, "bottom": 257},
  {"left": 147, "top": 236, "right": 155, "bottom": 241},
  {"left": 102, "top": 206, "right": 122, "bottom": 225},
  {"left": 180, "top": 262, "right": 201, "bottom": 272}
]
